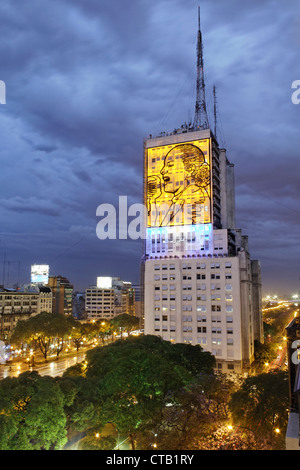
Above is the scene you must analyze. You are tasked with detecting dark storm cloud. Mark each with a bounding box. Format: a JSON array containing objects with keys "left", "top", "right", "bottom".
[
  {"left": 0, "top": 0, "right": 299, "bottom": 294},
  {"left": 1, "top": 196, "right": 60, "bottom": 217}
]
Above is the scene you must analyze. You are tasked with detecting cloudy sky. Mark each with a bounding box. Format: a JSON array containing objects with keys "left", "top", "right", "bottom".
[{"left": 0, "top": 0, "right": 299, "bottom": 296}]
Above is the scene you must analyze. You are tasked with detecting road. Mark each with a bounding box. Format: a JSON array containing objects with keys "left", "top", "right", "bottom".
[
  {"left": 0, "top": 350, "right": 87, "bottom": 380},
  {"left": 267, "top": 345, "right": 287, "bottom": 372}
]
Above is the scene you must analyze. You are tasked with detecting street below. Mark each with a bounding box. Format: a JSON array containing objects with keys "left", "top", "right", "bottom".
[{"left": 0, "top": 349, "right": 87, "bottom": 380}]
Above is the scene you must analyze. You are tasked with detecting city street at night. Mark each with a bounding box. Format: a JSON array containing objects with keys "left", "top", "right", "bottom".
[{"left": 0, "top": 349, "right": 87, "bottom": 380}]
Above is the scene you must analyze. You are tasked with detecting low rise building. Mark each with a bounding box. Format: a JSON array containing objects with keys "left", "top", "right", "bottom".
[
  {"left": 85, "top": 277, "right": 135, "bottom": 320},
  {"left": 0, "top": 284, "right": 52, "bottom": 339}
]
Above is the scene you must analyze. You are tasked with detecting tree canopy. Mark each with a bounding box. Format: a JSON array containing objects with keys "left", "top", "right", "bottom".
[
  {"left": 110, "top": 314, "right": 140, "bottom": 338},
  {"left": 0, "top": 332, "right": 290, "bottom": 451},
  {"left": 0, "top": 371, "right": 67, "bottom": 450},
  {"left": 229, "top": 370, "right": 289, "bottom": 446},
  {"left": 78, "top": 335, "right": 215, "bottom": 449},
  {"left": 10, "top": 312, "right": 78, "bottom": 359}
]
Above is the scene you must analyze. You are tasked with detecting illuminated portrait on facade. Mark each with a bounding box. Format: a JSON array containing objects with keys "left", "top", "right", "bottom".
[{"left": 146, "top": 140, "right": 211, "bottom": 227}]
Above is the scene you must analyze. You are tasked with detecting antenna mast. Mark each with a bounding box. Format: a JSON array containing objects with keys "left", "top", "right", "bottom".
[
  {"left": 213, "top": 85, "right": 217, "bottom": 137},
  {"left": 194, "top": 6, "right": 209, "bottom": 130}
]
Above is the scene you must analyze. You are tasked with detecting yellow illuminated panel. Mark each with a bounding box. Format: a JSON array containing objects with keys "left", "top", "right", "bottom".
[{"left": 146, "top": 139, "right": 211, "bottom": 227}]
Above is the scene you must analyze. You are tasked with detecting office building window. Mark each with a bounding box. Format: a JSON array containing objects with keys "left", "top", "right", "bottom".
[
  {"left": 183, "top": 315, "right": 193, "bottom": 322},
  {"left": 197, "top": 326, "right": 207, "bottom": 333},
  {"left": 197, "top": 315, "right": 207, "bottom": 322}
]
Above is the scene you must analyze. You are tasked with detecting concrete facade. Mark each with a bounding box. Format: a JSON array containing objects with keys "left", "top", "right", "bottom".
[
  {"left": 0, "top": 284, "right": 53, "bottom": 339},
  {"left": 143, "top": 127, "right": 263, "bottom": 374}
]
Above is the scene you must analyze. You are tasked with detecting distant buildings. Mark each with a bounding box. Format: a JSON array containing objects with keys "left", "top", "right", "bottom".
[
  {"left": 73, "top": 292, "right": 85, "bottom": 319},
  {"left": 47, "top": 276, "right": 73, "bottom": 316},
  {"left": 85, "top": 277, "right": 136, "bottom": 320},
  {"left": 0, "top": 260, "right": 140, "bottom": 339},
  {"left": 0, "top": 255, "right": 142, "bottom": 344},
  {"left": 0, "top": 284, "right": 52, "bottom": 339}
]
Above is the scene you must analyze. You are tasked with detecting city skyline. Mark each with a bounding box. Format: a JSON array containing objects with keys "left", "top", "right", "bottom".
[{"left": 0, "top": 0, "right": 299, "bottom": 296}]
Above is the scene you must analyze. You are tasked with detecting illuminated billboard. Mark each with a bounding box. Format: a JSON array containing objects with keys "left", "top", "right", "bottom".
[
  {"left": 31, "top": 264, "right": 49, "bottom": 285},
  {"left": 146, "top": 139, "right": 211, "bottom": 227},
  {"left": 97, "top": 277, "right": 113, "bottom": 289}
]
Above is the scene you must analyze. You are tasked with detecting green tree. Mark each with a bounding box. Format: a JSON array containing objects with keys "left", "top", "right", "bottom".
[
  {"left": 71, "top": 321, "right": 98, "bottom": 351},
  {"left": 94, "top": 319, "right": 112, "bottom": 345},
  {"left": 82, "top": 335, "right": 215, "bottom": 450},
  {"left": 110, "top": 314, "right": 140, "bottom": 339},
  {"left": 0, "top": 371, "right": 68, "bottom": 450},
  {"left": 229, "top": 370, "right": 289, "bottom": 449},
  {"left": 10, "top": 312, "right": 78, "bottom": 360},
  {"left": 57, "top": 374, "right": 101, "bottom": 433},
  {"left": 254, "top": 339, "right": 277, "bottom": 366},
  {"left": 136, "top": 373, "right": 237, "bottom": 450},
  {"left": 78, "top": 433, "right": 117, "bottom": 450}
]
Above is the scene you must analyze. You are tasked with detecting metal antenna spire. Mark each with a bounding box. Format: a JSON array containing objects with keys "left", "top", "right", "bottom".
[
  {"left": 213, "top": 85, "right": 217, "bottom": 138},
  {"left": 194, "top": 6, "right": 209, "bottom": 130}
]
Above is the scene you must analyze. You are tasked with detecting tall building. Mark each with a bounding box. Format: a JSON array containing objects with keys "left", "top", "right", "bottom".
[
  {"left": 285, "top": 314, "right": 300, "bottom": 450},
  {"left": 47, "top": 276, "right": 73, "bottom": 316},
  {"left": 143, "top": 9, "right": 263, "bottom": 374}
]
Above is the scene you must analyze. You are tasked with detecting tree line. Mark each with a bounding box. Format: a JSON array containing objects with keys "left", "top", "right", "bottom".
[
  {"left": 0, "top": 330, "right": 290, "bottom": 450},
  {"left": 9, "top": 311, "right": 141, "bottom": 361}
]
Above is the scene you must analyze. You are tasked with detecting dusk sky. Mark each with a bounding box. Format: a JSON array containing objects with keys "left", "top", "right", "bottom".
[{"left": 0, "top": 0, "right": 299, "bottom": 296}]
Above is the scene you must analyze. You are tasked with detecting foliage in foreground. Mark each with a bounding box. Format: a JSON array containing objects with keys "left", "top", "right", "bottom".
[
  {"left": 0, "top": 335, "right": 290, "bottom": 450},
  {"left": 0, "top": 371, "right": 67, "bottom": 450}
]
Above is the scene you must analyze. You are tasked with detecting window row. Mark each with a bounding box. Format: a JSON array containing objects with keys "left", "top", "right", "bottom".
[
  {"left": 154, "top": 283, "right": 233, "bottom": 290},
  {"left": 154, "top": 294, "right": 233, "bottom": 301},
  {"left": 154, "top": 306, "right": 233, "bottom": 313},
  {"left": 154, "top": 327, "right": 234, "bottom": 343},
  {"left": 154, "top": 315, "right": 234, "bottom": 323},
  {"left": 154, "top": 262, "right": 232, "bottom": 270}
]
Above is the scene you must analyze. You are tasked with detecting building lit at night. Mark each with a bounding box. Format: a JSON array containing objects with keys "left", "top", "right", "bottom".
[
  {"left": 85, "top": 277, "right": 135, "bottom": 320},
  {"left": 31, "top": 264, "right": 49, "bottom": 286},
  {"left": 143, "top": 10, "right": 263, "bottom": 374}
]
